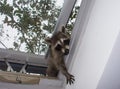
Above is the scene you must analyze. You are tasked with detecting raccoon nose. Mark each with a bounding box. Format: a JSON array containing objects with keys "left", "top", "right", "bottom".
[{"left": 64, "top": 49, "right": 69, "bottom": 55}]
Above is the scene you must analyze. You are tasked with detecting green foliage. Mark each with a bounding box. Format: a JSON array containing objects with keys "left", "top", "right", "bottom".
[
  {"left": 66, "top": 6, "right": 80, "bottom": 34},
  {"left": 0, "top": 0, "right": 79, "bottom": 54},
  {"left": 0, "top": 0, "right": 61, "bottom": 54}
]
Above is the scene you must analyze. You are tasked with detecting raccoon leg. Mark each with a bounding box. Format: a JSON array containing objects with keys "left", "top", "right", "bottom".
[
  {"left": 55, "top": 60, "right": 75, "bottom": 85},
  {"left": 46, "top": 64, "right": 59, "bottom": 77}
]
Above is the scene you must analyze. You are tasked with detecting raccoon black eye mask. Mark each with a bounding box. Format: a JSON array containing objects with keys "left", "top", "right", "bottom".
[
  {"left": 55, "top": 44, "right": 62, "bottom": 51},
  {"left": 63, "top": 39, "right": 70, "bottom": 45}
]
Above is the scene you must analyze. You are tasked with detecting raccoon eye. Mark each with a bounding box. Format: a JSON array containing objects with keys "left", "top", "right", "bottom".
[
  {"left": 55, "top": 44, "right": 62, "bottom": 51},
  {"left": 64, "top": 39, "right": 70, "bottom": 45}
]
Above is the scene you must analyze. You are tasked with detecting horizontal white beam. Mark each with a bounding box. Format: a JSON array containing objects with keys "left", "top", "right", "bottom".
[{"left": 0, "top": 48, "right": 47, "bottom": 67}]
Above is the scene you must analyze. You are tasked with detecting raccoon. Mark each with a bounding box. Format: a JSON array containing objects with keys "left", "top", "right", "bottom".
[{"left": 45, "top": 26, "right": 75, "bottom": 85}]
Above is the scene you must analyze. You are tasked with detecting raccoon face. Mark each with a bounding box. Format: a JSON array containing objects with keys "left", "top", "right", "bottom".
[
  {"left": 45, "top": 26, "right": 70, "bottom": 55},
  {"left": 54, "top": 38, "right": 70, "bottom": 55}
]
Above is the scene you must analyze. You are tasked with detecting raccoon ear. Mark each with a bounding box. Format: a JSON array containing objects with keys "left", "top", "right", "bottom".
[{"left": 45, "top": 37, "right": 52, "bottom": 45}]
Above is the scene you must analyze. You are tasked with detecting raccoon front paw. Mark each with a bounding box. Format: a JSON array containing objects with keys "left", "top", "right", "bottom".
[{"left": 66, "top": 74, "right": 75, "bottom": 85}]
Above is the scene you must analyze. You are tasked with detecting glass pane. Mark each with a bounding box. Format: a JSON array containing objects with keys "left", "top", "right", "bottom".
[
  {"left": 0, "top": 0, "right": 64, "bottom": 55},
  {"left": 66, "top": 0, "right": 82, "bottom": 34}
]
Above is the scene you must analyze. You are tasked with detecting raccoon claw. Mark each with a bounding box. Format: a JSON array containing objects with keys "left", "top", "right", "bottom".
[{"left": 66, "top": 75, "right": 75, "bottom": 85}]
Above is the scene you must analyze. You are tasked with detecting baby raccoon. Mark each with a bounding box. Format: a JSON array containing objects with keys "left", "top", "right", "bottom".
[{"left": 45, "top": 26, "right": 75, "bottom": 85}]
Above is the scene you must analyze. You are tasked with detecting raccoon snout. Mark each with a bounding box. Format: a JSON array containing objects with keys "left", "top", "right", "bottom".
[
  {"left": 62, "top": 49, "right": 69, "bottom": 55},
  {"left": 64, "top": 49, "right": 69, "bottom": 55}
]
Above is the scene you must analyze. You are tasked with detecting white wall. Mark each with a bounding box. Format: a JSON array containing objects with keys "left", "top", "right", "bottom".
[
  {"left": 96, "top": 30, "right": 120, "bottom": 89},
  {"left": 65, "top": 0, "right": 120, "bottom": 89}
]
